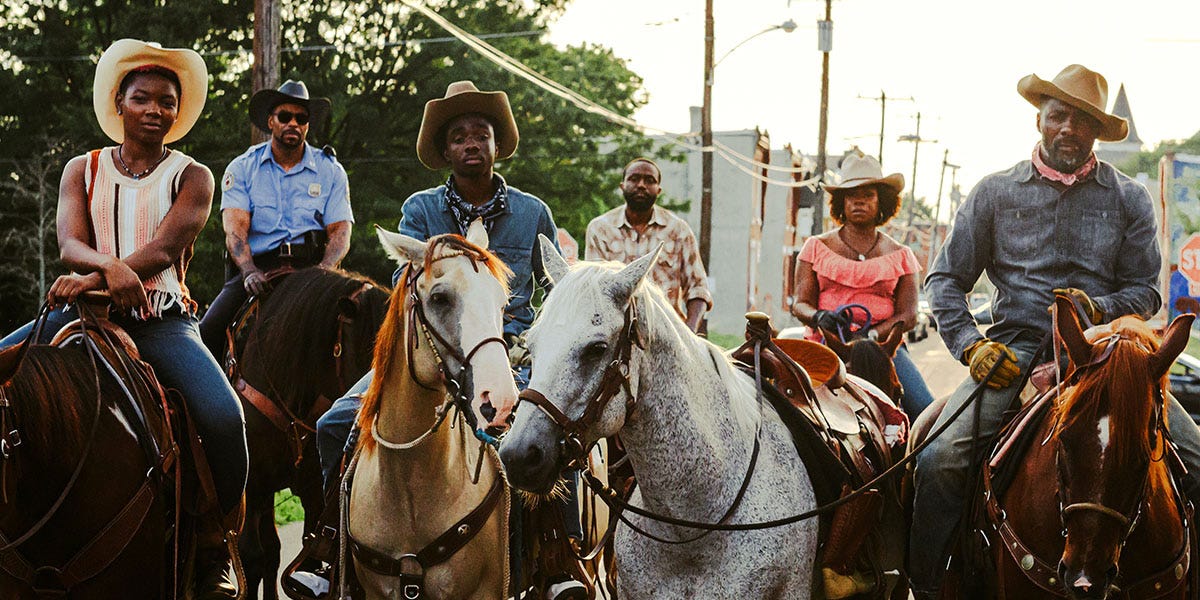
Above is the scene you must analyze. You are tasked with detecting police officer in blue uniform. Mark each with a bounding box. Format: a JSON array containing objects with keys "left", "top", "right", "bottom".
[{"left": 199, "top": 80, "right": 354, "bottom": 358}]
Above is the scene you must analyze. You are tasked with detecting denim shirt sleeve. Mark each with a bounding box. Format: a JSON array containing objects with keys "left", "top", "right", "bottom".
[
  {"left": 1093, "top": 180, "right": 1161, "bottom": 320},
  {"left": 534, "top": 202, "right": 562, "bottom": 294},
  {"left": 927, "top": 179, "right": 993, "bottom": 361},
  {"left": 392, "top": 191, "right": 436, "bottom": 286}
]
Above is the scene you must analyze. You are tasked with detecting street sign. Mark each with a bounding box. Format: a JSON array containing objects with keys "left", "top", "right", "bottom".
[{"left": 1178, "top": 233, "right": 1200, "bottom": 294}]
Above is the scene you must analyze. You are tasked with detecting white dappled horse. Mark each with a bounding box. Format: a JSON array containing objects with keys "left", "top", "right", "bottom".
[
  {"left": 347, "top": 222, "right": 517, "bottom": 599},
  {"left": 500, "top": 236, "right": 818, "bottom": 599}
]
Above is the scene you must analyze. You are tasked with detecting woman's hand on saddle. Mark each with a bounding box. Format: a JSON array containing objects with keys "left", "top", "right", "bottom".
[
  {"left": 100, "top": 258, "right": 150, "bottom": 315},
  {"left": 47, "top": 272, "right": 104, "bottom": 308},
  {"left": 964, "top": 338, "right": 1021, "bottom": 389},
  {"left": 813, "top": 309, "right": 851, "bottom": 333}
]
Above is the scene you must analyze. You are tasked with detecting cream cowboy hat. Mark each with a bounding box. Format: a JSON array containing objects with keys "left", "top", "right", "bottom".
[
  {"left": 93, "top": 39, "right": 208, "bottom": 144},
  {"left": 825, "top": 152, "right": 904, "bottom": 194},
  {"left": 1017, "top": 64, "right": 1128, "bottom": 142},
  {"left": 416, "top": 81, "right": 519, "bottom": 170}
]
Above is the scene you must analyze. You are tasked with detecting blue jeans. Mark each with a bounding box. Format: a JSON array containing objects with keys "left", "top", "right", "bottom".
[
  {"left": 893, "top": 344, "right": 935, "bottom": 418},
  {"left": 908, "top": 337, "right": 1200, "bottom": 594},
  {"left": 1, "top": 307, "right": 248, "bottom": 514}
]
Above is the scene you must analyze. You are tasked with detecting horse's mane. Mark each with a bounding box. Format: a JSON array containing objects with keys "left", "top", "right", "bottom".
[
  {"left": 1053, "top": 317, "right": 1165, "bottom": 472},
  {"left": 247, "top": 268, "right": 389, "bottom": 405},
  {"left": 1, "top": 343, "right": 100, "bottom": 462},
  {"left": 357, "top": 234, "right": 511, "bottom": 448}
]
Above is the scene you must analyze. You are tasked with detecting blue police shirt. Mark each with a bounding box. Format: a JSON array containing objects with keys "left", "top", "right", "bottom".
[
  {"left": 395, "top": 179, "right": 562, "bottom": 338},
  {"left": 220, "top": 142, "right": 353, "bottom": 256}
]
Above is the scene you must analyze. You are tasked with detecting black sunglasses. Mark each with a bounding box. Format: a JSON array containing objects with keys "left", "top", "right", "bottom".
[{"left": 273, "top": 110, "right": 310, "bottom": 126}]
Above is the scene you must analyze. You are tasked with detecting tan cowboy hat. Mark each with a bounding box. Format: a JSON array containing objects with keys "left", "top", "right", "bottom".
[
  {"left": 248, "top": 80, "right": 331, "bottom": 133},
  {"left": 93, "top": 39, "right": 208, "bottom": 144},
  {"left": 1017, "top": 64, "right": 1129, "bottom": 142},
  {"left": 416, "top": 81, "right": 519, "bottom": 170},
  {"left": 825, "top": 152, "right": 904, "bottom": 194}
]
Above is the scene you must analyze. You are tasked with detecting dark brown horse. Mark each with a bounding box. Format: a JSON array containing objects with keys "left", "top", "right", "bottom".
[
  {"left": 822, "top": 324, "right": 906, "bottom": 403},
  {"left": 0, "top": 315, "right": 177, "bottom": 598},
  {"left": 990, "top": 298, "right": 1194, "bottom": 599},
  {"left": 229, "top": 267, "right": 388, "bottom": 599}
]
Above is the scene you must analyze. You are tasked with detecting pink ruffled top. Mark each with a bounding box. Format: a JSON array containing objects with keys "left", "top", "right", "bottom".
[{"left": 799, "top": 236, "right": 921, "bottom": 330}]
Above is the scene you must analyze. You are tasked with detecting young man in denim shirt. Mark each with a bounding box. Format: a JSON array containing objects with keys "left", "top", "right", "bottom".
[
  {"left": 911, "top": 64, "right": 1200, "bottom": 598},
  {"left": 302, "top": 81, "right": 586, "bottom": 600}
]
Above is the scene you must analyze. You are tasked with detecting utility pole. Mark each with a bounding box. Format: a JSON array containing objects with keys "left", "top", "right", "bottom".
[
  {"left": 926, "top": 150, "right": 960, "bottom": 275},
  {"left": 899, "top": 112, "right": 936, "bottom": 243},
  {"left": 857, "top": 90, "right": 912, "bottom": 164},
  {"left": 814, "top": 0, "right": 832, "bottom": 236},
  {"left": 699, "top": 0, "right": 714, "bottom": 267},
  {"left": 252, "top": 0, "right": 281, "bottom": 144}
]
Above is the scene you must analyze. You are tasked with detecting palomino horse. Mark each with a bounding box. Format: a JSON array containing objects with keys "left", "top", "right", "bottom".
[
  {"left": 501, "top": 239, "right": 819, "bottom": 599},
  {"left": 986, "top": 297, "right": 1194, "bottom": 599},
  {"left": 347, "top": 223, "right": 518, "bottom": 599},
  {"left": 0, "top": 309, "right": 176, "bottom": 598},
  {"left": 229, "top": 267, "right": 388, "bottom": 599}
]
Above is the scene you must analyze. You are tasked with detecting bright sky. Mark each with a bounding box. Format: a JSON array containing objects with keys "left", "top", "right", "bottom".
[{"left": 547, "top": 0, "right": 1200, "bottom": 220}]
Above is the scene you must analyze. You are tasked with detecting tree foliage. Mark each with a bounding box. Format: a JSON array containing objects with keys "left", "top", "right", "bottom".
[
  {"left": 0, "top": 0, "right": 656, "bottom": 331},
  {"left": 1118, "top": 130, "right": 1200, "bottom": 178}
]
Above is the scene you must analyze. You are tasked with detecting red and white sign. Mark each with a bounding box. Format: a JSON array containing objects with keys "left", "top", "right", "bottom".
[{"left": 1178, "top": 233, "right": 1200, "bottom": 295}]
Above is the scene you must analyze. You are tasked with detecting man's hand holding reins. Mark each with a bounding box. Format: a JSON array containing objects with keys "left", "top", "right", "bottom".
[
  {"left": 242, "top": 269, "right": 270, "bottom": 295},
  {"left": 964, "top": 338, "right": 1021, "bottom": 389},
  {"left": 1053, "top": 287, "right": 1104, "bottom": 325}
]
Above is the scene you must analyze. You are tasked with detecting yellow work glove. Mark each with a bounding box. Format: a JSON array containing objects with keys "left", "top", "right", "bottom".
[
  {"left": 964, "top": 338, "right": 1021, "bottom": 389},
  {"left": 1053, "top": 287, "right": 1104, "bottom": 325}
]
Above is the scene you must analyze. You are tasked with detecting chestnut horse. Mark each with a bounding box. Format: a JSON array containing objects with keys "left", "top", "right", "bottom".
[
  {"left": 347, "top": 223, "right": 518, "bottom": 599},
  {"left": 0, "top": 314, "right": 175, "bottom": 598},
  {"left": 989, "top": 297, "right": 1194, "bottom": 599},
  {"left": 230, "top": 267, "right": 388, "bottom": 599},
  {"left": 822, "top": 324, "right": 906, "bottom": 404}
]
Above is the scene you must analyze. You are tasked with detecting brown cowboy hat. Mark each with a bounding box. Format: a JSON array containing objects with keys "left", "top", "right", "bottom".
[
  {"left": 824, "top": 152, "right": 904, "bottom": 194},
  {"left": 93, "top": 39, "right": 208, "bottom": 144},
  {"left": 1017, "top": 64, "right": 1129, "bottom": 142},
  {"left": 416, "top": 81, "right": 519, "bottom": 170},
  {"left": 248, "top": 80, "right": 331, "bottom": 133}
]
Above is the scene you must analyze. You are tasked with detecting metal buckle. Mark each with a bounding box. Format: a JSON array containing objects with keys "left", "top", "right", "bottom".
[
  {"left": 403, "top": 584, "right": 421, "bottom": 599},
  {"left": 279, "top": 241, "right": 294, "bottom": 258},
  {"left": 31, "top": 566, "right": 68, "bottom": 596}
]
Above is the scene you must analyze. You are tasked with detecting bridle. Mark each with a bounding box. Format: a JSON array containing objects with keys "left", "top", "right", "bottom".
[
  {"left": 371, "top": 239, "right": 508, "bottom": 451},
  {"left": 517, "top": 297, "right": 643, "bottom": 466}
]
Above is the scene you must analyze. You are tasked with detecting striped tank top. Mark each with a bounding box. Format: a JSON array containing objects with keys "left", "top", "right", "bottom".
[{"left": 85, "top": 147, "right": 198, "bottom": 319}]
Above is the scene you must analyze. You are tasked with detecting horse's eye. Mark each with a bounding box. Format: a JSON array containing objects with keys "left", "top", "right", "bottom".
[
  {"left": 429, "top": 291, "right": 452, "bottom": 308},
  {"left": 583, "top": 341, "right": 609, "bottom": 360}
]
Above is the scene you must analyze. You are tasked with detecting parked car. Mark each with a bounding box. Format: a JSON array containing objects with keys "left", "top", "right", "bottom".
[
  {"left": 908, "top": 305, "right": 931, "bottom": 343},
  {"left": 1170, "top": 352, "right": 1200, "bottom": 424}
]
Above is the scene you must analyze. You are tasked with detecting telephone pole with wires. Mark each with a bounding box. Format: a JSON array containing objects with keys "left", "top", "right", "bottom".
[
  {"left": 857, "top": 90, "right": 912, "bottom": 164},
  {"left": 899, "top": 112, "right": 936, "bottom": 243}
]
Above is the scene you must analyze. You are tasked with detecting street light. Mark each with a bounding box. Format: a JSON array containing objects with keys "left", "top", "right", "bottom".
[{"left": 700, "top": 12, "right": 798, "bottom": 268}]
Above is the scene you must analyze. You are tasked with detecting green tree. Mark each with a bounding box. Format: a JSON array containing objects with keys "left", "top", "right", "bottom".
[
  {"left": 1118, "top": 130, "right": 1200, "bottom": 178},
  {"left": 0, "top": 0, "right": 656, "bottom": 331}
]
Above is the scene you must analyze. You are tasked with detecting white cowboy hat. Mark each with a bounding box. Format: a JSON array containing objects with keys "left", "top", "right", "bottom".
[
  {"left": 93, "top": 39, "right": 208, "bottom": 144},
  {"left": 825, "top": 152, "right": 905, "bottom": 194},
  {"left": 416, "top": 81, "right": 519, "bottom": 170},
  {"left": 1017, "top": 64, "right": 1128, "bottom": 142}
]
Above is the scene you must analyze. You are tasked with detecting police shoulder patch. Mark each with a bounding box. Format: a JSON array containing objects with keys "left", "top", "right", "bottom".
[{"left": 222, "top": 171, "right": 235, "bottom": 191}]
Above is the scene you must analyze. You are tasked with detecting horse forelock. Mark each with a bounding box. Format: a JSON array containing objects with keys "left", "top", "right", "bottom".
[
  {"left": 425, "top": 233, "right": 512, "bottom": 298},
  {"left": 1054, "top": 317, "right": 1165, "bottom": 475}
]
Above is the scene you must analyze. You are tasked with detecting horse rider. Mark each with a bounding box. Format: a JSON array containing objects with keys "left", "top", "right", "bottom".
[
  {"left": 789, "top": 151, "right": 936, "bottom": 417},
  {"left": 302, "top": 81, "right": 588, "bottom": 600},
  {"left": 0, "top": 39, "right": 249, "bottom": 599},
  {"left": 912, "top": 64, "right": 1200, "bottom": 599},
  {"left": 584, "top": 157, "right": 712, "bottom": 333},
  {"left": 198, "top": 80, "right": 353, "bottom": 360}
]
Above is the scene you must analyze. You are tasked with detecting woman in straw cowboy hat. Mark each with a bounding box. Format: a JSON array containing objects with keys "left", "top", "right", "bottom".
[
  {"left": 789, "top": 151, "right": 935, "bottom": 417},
  {"left": 0, "top": 39, "right": 247, "bottom": 599}
]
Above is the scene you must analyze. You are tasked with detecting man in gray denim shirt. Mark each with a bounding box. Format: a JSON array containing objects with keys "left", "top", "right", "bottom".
[{"left": 911, "top": 64, "right": 1200, "bottom": 598}]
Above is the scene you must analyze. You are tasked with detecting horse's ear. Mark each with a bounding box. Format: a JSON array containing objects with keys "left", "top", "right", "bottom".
[
  {"left": 376, "top": 224, "right": 425, "bottom": 267},
  {"left": 822, "top": 328, "right": 851, "bottom": 362},
  {"left": 337, "top": 296, "right": 358, "bottom": 320},
  {"left": 1055, "top": 295, "right": 1092, "bottom": 367},
  {"left": 882, "top": 323, "right": 905, "bottom": 357},
  {"left": 465, "top": 218, "right": 489, "bottom": 249},
  {"left": 538, "top": 234, "right": 569, "bottom": 285},
  {"left": 1151, "top": 313, "right": 1196, "bottom": 379},
  {"left": 605, "top": 244, "right": 661, "bottom": 307}
]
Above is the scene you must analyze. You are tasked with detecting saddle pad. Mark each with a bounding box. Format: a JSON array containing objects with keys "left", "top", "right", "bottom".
[{"left": 773, "top": 338, "right": 846, "bottom": 388}]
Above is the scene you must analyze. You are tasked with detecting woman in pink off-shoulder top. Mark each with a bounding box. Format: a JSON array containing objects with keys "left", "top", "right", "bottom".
[{"left": 790, "top": 152, "right": 934, "bottom": 416}]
